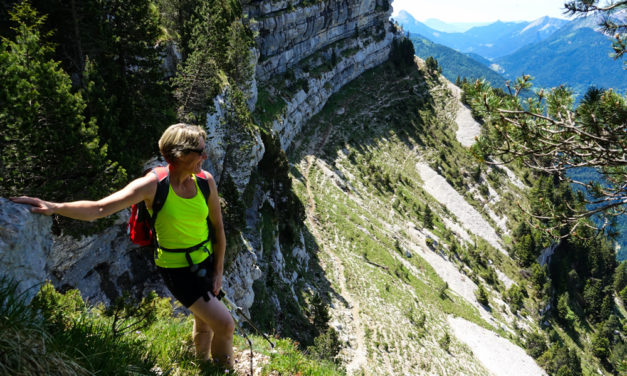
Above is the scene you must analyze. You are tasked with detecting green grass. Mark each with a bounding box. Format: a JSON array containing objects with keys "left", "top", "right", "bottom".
[
  {"left": 285, "top": 60, "right": 531, "bottom": 373},
  {"left": 0, "top": 278, "right": 344, "bottom": 376}
]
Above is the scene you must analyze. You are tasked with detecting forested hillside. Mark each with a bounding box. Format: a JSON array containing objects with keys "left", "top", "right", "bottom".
[{"left": 408, "top": 35, "right": 508, "bottom": 89}]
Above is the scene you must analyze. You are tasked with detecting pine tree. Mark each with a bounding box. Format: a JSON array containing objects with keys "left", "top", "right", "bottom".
[
  {"left": 172, "top": 0, "right": 253, "bottom": 124},
  {"left": 5, "top": 0, "right": 176, "bottom": 176},
  {"left": 0, "top": 1, "right": 125, "bottom": 232},
  {"left": 423, "top": 204, "right": 434, "bottom": 229},
  {"left": 465, "top": 0, "right": 626, "bottom": 238},
  {"left": 85, "top": 0, "right": 174, "bottom": 175}
]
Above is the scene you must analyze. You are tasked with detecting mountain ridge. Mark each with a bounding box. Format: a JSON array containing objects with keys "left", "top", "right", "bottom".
[{"left": 395, "top": 10, "right": 568, "bottom": 59}]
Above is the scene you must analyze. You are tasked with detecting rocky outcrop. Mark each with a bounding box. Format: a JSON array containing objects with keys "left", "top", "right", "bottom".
[
  {"left": 0, "top": 198, "right": 52, "bottom": 303},
  {"left": 271, "top": 32, "right": 393, "bottom": 148},
  {"left": 0, "top": 198, "right": 262, "bottom": 309},
  {"left": 204, "top": 89, "right": 265, "bottom": 193},
  {"left": 46, "top": 211, "right": 168, "bottom": 305}
]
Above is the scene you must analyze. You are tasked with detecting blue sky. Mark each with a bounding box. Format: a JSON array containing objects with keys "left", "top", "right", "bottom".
[{"left": 391, "top": 0, "right": 571, "bottom": 23}]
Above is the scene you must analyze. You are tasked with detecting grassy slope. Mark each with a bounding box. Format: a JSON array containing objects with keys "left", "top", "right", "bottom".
[{"left": 287, "top": 59, "right": 546, "bottom": 375}]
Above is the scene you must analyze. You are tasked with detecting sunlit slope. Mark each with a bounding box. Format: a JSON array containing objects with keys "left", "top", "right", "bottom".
[{"left": 288, "top": 59, "right": 543, "bottom": 375}]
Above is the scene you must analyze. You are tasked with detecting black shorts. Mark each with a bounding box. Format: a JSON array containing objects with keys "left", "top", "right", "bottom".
[{"left": 157, "top": 254, "right": 215, "bottom": 308}]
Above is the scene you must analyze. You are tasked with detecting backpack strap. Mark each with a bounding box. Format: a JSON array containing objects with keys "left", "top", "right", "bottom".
[
  {"left": 195, "top": 170, "right": 211, "bottom": 201},
  {"left": 148, "top": 166, "right": 170, "bottom": 238},
  {"left": 195, "top": 170, "right": 216, "bottom": 244},
  {"left": 152, "top": 168, "right": 215, "bottom": 265}
]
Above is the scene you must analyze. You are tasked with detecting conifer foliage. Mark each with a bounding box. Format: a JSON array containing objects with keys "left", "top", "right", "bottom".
[
  {"left": 389, "top": 35, "right": 415, "bottom": 70},
  {"left": 170, "top": 0, "right": 254, "bottom": 124},
  {"left": 463, "top": 1, "right": 626, "bottom": 238},
  {"left": 0, "top": 1, "right": 125, "bottom": 206},
  {"left": 4, "top": 0, "right": 177, "bottom": 177}
]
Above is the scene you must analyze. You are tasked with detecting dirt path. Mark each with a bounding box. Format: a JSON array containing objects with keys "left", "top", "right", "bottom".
[
  {"left": 447, "top": 81, "right": 481, "bottom": 148},
  {"left": 232, "top": 347, "right": 272, "bottom": 376}
]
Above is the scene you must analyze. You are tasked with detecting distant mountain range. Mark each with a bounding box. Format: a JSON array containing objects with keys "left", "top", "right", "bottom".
[
  {"left": 422, "top": 18, "right": 489, "bottom": 33},
  {"left": 494, "top": 17, "right": 627, "bottom": 97},
  {"left": 395, "top": 10, "right": 627, "bottom": 96},
  {"left": 395, "top": 10, "right": 568, "bottom": 59}
]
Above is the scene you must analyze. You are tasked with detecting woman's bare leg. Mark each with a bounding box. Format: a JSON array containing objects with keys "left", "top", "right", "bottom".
[
  {"left": 188, "top": 295, "right": 234, "bottom": 369},
  {"left": 193, "top": 315, "right": 213, "bottom": 361}
]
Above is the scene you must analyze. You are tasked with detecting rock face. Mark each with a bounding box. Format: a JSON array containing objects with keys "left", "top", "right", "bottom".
[
  {"left": 47, "top": 211, "right": 169, "bottom": 305},
  {"left": 246, "top": 0, "right": 391, "bottom": 81},
  {"left": 204, "top": 89, "right": 266, "bottom": 193},
  {"left": 246, "top": 0, "right": 395, "bottom": 149},
  {"left": 0, "top": 198, "right": 52, "bottom": 303}
]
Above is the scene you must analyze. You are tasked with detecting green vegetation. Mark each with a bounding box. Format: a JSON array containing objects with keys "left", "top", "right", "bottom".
[
  {"left": 2, "top": 0, "right": 177, "bottom": 177},
  {"left": 1, "top": 0, "right": 257, "bottom": 236},
  {"left": 286, "top": 57, "right": 520, "bottom": 373},
  {"left": 283, "top": 44, "right": 626, "bottom": 374},
  {"left": 0, "top": 1, "right": 127, "bottom": 236},
  {"left": 171, "top": 0, "right": 254, "bottom": 125},
  {"left": 457, "top": 4, "right": 627, "bottom": 371},
  {"left": 410, "top": 35, "right": 507, "bottom": 89},
  {"left": 388, "top": 35, "right": 415, "bottom": 71},
  {"left": 0, "top": 277, "right": 343, "bottom": 375}
]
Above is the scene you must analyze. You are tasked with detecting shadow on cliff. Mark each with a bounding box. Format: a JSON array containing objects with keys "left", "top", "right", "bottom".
[
  {"left": 250, "top": 59, "right": 436, "bottom": 347},
  {"left": 289, "top": 59, "right": 436, "bottom": 171}
]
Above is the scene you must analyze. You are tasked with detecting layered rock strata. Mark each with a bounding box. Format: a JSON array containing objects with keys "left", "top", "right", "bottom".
[
  {"left": 246, "top": 0, "right": 395, "bottom": 148},
  {"left": 246, "top": 0, "right": 392, "bottom": 81}
]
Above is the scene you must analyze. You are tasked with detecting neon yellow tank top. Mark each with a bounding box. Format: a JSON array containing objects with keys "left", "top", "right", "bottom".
[{"left": 150, "top": 177, "right": 212, "bottom": 268}]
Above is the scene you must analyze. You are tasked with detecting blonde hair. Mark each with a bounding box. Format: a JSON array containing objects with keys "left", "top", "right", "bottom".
[{"left": 159, "top": 123, "right": 207, "bottom": 163}]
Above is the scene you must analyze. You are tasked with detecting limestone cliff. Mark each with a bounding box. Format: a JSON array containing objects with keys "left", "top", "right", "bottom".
[{"left": 247, "top": 0, "right": 395, "bottom": 148}]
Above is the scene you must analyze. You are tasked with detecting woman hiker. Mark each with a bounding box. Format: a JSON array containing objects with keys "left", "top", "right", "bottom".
[{"left": 11, "top": 123, "right": 235, "bottom": 370}]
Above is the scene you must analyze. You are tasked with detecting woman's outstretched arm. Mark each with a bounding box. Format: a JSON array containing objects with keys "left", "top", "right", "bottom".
[{"left": 10, "top": 174, "right": 157, "bottom": 221}]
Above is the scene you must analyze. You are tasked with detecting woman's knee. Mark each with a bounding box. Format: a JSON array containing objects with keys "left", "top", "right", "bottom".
[{"left": 215, "top": 312, "right": 234, "bottom": 336}]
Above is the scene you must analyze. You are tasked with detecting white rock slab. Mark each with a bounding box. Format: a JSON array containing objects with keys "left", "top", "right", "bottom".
[{"left": 448, "top": 316, "right": 547, "bottom": 376}]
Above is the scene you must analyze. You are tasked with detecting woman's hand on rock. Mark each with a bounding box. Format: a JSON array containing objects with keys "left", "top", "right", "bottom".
[{"left": 10, "top": 196, "right": 56, "bottom": 216}]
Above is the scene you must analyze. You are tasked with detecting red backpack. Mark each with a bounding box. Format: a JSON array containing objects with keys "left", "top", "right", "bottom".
[{"left": 128, "top": 166, "right": 212, "bottom": 247}]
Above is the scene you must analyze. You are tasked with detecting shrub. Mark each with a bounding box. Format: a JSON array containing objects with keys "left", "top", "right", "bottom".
[
  {"left": 425, "top": 237, "right": 434, "bottom": 249},
  {"left": 389, "top": 36, "right": 415, "bottom": 70},
  {"left": 438, "top": 332, "right": 450, "bottom": 351},
  {"left": 307, "top": 328, "right": 341, "bottom": 363},
  {"left": 31, "top": 282, "right": 158, "bottom": 375},
  {"left": 525, "top": 332, "right": 547, "bottom": 359},
  {"left": 475, "top": 283, "right": 489, "bottom": 306},
  {"left": 506, "top": 285, "right": 524, "bottom": 313}
]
